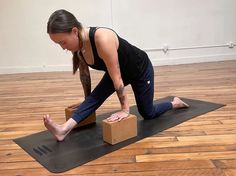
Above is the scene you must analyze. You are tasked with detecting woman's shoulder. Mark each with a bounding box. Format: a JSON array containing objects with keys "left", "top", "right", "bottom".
[
  {"left": 94, "top": 27, "right": 116, "bottom": 37},
  {"left": 94, "top": 27, "right": 118, "bottom": 47}
]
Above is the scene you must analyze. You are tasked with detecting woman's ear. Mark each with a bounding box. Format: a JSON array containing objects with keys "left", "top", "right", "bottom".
[{"left": 71, "top": 27, "right": 79, "bottom": 36}]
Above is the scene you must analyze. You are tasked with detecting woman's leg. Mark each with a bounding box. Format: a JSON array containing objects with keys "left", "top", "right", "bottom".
[
  {"left": 44, "top": 73, "right": 116, "bottom": 141},
  {"left": 72, "top": 73, "right": 116, "bottom": 123},
  {"left": 131, "top": 61, "right": 173, "bottom": 119}
]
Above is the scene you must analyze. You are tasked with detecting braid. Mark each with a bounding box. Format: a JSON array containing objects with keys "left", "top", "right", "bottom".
[
  {"left": 72, "top": 24, "right": 84, "bottom": 74},
  {"left": 72, "top": 52, "right": 80, "bottom": 74}
]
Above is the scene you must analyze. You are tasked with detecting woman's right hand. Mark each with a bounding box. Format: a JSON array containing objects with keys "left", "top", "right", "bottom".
[{"left": 106, "top": 110, "right": 129, "bottom": 122}]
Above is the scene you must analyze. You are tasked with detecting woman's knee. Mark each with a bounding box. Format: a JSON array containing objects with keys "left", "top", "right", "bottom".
[{"left": 138, "top": 108, "right": 155, "bottom": 120}]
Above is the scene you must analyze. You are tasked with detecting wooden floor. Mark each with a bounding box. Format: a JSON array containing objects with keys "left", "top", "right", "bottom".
[{"left": 0, "top": 60, "right": 236, "bottom": 176}]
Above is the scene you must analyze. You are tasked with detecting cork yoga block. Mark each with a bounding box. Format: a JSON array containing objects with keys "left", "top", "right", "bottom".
[
  {"left": 102, "top": 114, "right": 137, "bottom": 145},
  {"left": 65, "top": 105, "right": 96, "bottom": 128}
]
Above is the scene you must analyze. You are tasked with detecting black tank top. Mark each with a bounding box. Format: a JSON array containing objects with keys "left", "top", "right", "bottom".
[{"left": 82, "top": 27, "right": 149, "bottom": 81}]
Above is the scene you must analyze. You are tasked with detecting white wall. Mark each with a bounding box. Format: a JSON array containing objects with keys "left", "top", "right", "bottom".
[
  {"left": 0, "top": 0, "right": 112, "bottom": 74},
  {"left": 112, "top": 0, "right": 236, "bottom": 65},
  {"left": 0, "top": 0, "right": 235, "bottom": 74}
]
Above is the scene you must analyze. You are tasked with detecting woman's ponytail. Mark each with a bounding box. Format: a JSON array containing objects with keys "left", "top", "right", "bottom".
[{"left": 72, "top": 52, "right": 80, "bottom": 74}]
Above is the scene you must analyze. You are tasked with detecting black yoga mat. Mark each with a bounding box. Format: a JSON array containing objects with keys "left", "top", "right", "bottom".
[{"left": 14, "top": 96, "right": 224, "bottom": 173}]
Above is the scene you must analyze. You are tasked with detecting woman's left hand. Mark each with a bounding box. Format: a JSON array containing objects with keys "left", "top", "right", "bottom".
[{"left": 106, "top": 110, "right": 129, "bottom": 122}]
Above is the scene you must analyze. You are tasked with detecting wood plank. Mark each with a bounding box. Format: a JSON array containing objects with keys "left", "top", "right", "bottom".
[
  {"left": 0, "top": 160, "right": 216, "bottom": 175},
  {"left": 145, "top": 145, "right": 236, "bottom": 155},
  {"left": 125, "top": 134, "right": 236, "bottom": 149},
  {"left": 155, "top": 130, "right": 207, "bottom": 137},
  {"left": 67, "top": 160, "right": 216, "bottom": 175},
  {"left": 0, "top": 140, "right": 20, "bottom": 151},
  {"left": 136, "top": 151, "right": 236, "bottom": 162},
  {"left": 0, "top": 149, "right": 34, "bottom": 162},
  {"left": 213, "top": 159, "right": 236, "bottom": 169},
  {"left": 0, "top": 169, "right": 226, "bottom": 176},
  {"left": 165, "top": 123, "right": 235, "bottom": 132},
  {"left": 223, "top": 169, "right": 236, "bottom": 176}
]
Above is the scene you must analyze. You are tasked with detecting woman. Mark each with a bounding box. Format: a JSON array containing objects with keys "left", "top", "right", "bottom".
[{"left": 44, "top": 9, "right": 189, "bottom": 141}]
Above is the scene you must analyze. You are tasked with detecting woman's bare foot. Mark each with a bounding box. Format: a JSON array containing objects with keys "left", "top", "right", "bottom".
[
  {"left": 171, "top": 97, "right": 189, "bottom": 109},
  {"left": 43, "top": 114, "right": 69, "bottom": 141}
]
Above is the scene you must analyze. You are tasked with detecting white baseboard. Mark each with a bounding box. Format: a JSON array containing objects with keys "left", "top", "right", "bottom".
[
  {"left": 0, "top": 65, "right": 72, "bottom": 74},
  {"left": 151, "top": 53, "right": 236, "bottom": 66},
  {"left": 0, "top": 53, "right": 235, "bottom": 74}
]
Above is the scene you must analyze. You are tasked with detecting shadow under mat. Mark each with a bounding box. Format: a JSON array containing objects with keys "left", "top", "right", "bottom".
[{"left": 14, "top": 96, "right": 225, "bottom": 173}]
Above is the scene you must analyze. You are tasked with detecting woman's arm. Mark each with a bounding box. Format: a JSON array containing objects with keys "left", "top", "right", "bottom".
[{"left": 95, "top": 28, "right": 129, "bottom": 114}]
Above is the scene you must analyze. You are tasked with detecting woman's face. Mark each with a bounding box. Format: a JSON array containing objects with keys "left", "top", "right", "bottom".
[{"left": 49, "top": 27, "right": 79, "bottom": 52}]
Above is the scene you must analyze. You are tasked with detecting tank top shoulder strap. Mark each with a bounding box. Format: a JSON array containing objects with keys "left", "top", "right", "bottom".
[{"left": 89, "top": 27, "right": 100, "bottom": 61}]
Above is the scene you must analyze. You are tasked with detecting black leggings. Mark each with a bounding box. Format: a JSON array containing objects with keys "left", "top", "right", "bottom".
[{"left": 72, "top": 61, "right": 172, "bottom": 123}]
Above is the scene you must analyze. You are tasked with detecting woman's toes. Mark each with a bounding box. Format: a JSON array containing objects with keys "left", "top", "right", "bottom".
[{"left": 173, "top": 97, "right": 189, "bottom": 109}]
